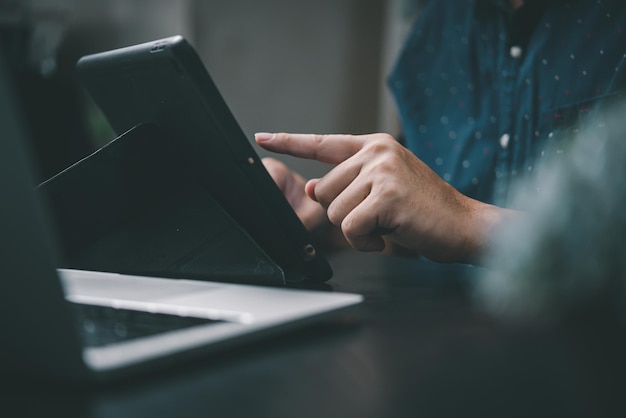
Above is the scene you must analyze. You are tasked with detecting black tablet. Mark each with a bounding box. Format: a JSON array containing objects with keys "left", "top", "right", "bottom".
[{"left": 75, "top": 36, "right": 332, "bottom": 284}]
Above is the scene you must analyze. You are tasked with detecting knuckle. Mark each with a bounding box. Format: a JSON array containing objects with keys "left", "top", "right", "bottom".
[
  {"left": 341, "top": 216, "right": 385, "bottom": 252},
  {"left": 377, "top": 133, "right": 397, "bottom": 143},
  {"left": 378, "top": 185, "right": 399, "bottom": 201},
  {"left": 312, "top": 133, "right": 327, "bottom": 144},
  {"left": 312, "top": 134, "right": 330, "bottom": 160},
  {"left": 363, "top": 153, "right": 402, "bottom": 180},
  {"left": 326, "top": 202, "right": 344, "bottom": 226},
  {"left": 340, "top": 215, "right": 357, "bottom": 239},
  {"left": 365, "top": 139, "right": 391, "bottom": 154},
  {"left": 379, "top": 155, "right": 402, "bottom": 173},
  {"left": 364, "top": 134, "right": 400, "bottom": 155},
  {"left": 370, "top": 132, "right": 396, "bottom": 144}
]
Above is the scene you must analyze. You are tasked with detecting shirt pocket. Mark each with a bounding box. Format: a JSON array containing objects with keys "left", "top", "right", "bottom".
[{"left": 536, "top": 92, "right": 625, "bottom": 156}]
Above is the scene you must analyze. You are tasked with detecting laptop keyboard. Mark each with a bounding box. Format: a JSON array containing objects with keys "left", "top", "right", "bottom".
[{"left": 70, "top": 302, "right": 221, "bottom": 347}]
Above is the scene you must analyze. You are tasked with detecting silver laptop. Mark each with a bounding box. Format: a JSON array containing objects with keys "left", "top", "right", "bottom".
[{"left": 0, "top": 52, "right": 362, "bottom": 382}]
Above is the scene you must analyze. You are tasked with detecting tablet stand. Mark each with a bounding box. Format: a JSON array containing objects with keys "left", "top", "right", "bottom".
[{"left": 37, "top": 123, "right": 286, "bottom": 285}]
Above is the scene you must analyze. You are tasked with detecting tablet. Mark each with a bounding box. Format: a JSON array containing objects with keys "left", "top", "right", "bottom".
[{"left": 75, "top": 36, "right": 332, "bottom": 283}]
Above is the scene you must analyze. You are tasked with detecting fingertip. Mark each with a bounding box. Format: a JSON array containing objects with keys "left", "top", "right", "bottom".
[
  {"left": 305, "top": 178, "right": 319, "bottom": 202},
  {"left": 254, "top": 132, "right": 275, "bottom": 144}
]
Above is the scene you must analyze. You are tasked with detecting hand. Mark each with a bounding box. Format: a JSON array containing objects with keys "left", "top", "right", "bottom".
[
  {"left": 260, "top": 157, "right": 329, "bottom": 232},
  {"left": 256, "top": 132, "right": 509, "bottom": 263}
]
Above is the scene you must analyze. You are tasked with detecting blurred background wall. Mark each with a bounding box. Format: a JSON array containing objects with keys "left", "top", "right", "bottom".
[{"left": 2, "top": 0, "right": 421, "bottom": 181}]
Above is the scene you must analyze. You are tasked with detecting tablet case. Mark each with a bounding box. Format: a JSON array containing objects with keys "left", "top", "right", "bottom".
[
  {"left": 74, "top": 36, "right": 332, "bottom": 284},
  {"left": 37, "top": 123, "right": 287, "bottom": 285}
]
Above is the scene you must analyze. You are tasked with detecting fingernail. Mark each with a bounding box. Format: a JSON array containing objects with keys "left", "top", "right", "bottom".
[{"left": 255, "top": 132, "right": 275, "bottom": 143}]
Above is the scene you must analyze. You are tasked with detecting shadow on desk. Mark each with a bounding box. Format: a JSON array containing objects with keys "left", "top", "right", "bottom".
[{"left": 1, "top": 251, "right": 625, "bottom": 418}]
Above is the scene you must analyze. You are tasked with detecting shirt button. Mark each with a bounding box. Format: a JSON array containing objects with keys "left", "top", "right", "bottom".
[
  {"left": 510, "top": 45, "right": 523, "bottom": 59},
  {"left": 499, "top": 133, "right": 510, "bottom": 149}
]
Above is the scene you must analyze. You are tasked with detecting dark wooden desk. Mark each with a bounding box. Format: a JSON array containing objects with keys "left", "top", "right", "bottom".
[{"left": 3, "top": 251, "right": 625, "bottom": 417}]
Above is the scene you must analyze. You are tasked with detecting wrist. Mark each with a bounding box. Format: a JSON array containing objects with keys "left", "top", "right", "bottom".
[{"left": 457, "top": 198, "right": 519, "bottom": 265}]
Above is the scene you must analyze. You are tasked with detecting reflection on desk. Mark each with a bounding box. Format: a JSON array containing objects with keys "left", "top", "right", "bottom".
[{"left": 1, "top": 251, "right": 624, "bottom": 418}]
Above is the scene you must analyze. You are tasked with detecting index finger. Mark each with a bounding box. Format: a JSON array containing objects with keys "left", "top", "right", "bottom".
[{"left": 255, "top": 132, "right": 368, "bottom": 165}]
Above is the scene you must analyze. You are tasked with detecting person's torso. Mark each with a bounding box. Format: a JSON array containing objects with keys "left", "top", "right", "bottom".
[{"left": 389, "top": 0, "right": 626, "bottom": 206}]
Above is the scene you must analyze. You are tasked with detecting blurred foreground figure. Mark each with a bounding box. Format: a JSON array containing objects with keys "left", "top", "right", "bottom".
[
  {"left": 0, "top": 0, "right": 92, "bottom": 182},
  {"left": 478, "top": 103, "right": 626, "bottom": 322}
]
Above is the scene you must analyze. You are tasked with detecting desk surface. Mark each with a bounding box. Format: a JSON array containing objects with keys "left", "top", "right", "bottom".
[{"left": 3, "top": 251, "right": 625, "bottom": 418}]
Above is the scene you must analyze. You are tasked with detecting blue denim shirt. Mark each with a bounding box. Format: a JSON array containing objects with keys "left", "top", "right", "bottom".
[{"left": 388, "top": 0, "right": 626, "bottom": 207}]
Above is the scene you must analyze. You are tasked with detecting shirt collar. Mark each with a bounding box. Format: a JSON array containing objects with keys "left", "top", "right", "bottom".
[
  {"left": 473, "top": 0, "right": 550, "bottom": 48},
  {"left": 482, "top": 0, "right": 543, "bottom": 12}
]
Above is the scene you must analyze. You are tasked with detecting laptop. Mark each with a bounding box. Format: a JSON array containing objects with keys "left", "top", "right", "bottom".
[{"left": 0, "top": 51, "right": 362, "bottom": 382}]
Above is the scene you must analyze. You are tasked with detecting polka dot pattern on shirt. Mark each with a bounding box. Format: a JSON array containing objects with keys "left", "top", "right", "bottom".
[{"left": 388, "top": 0, "right": 626, "bottom": 206}]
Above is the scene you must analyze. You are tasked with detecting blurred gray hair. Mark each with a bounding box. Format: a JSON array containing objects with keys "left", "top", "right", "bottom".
[{"left": 477, "top": 102, "right": 626, "bottom": 323}]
